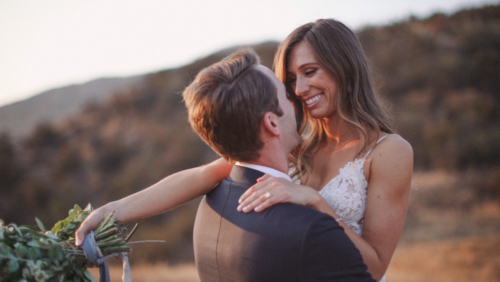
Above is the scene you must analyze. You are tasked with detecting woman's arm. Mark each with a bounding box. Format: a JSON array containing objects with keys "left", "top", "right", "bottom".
[
  {"left": 344, "top": 135, "right": 413, "bottom": 280},
  {"left": 237, "top": 135, "right": 413, "bottom": 281},
  {"left": 75, "top": 158, "right": 233, "bottom": 246}
]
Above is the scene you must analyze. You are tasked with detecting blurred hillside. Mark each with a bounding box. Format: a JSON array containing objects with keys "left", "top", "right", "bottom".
[
  {"left": 358, "top": 5, "right": 500, "bottom": 172},
  {"left": 1, "top": 5, "right": 499, "bottom": 265},
  {"left": 0, "top": 75, "right": 145, "bottom": 137}
]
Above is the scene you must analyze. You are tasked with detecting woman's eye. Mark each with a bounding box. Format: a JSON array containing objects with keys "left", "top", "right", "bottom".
[
  {"left": 305, "top": 69, "right": 317, "bottom": 76},
  {"left": 287, "top": 77, "right": 297, "bottom": 84}
]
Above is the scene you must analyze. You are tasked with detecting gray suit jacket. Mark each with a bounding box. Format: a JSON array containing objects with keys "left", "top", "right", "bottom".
[{"left": 193, "top": 165, "right": 374, "bottom": 281}]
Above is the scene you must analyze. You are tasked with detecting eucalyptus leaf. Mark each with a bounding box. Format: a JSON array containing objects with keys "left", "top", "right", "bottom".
[
  {"left": 84, "top": 270, "right": 95, "bottom": 282},
  {"left": 8, "top": 259, "right": 19, "bottom": 272},
  {"left": 48, "top": 247, "right": 58, "bottom": 262},
  {"left": 57, "top": 248, "right": 64, "bottom": 261},
  {"left": 27, "top": 240, "right": 41, "bottom": 248},
  {"left": 51, "top": 221, "right": 64, "bottom": 234},
  {"left": 44, "top": 232, "right": 58, "bottom": 240},
  {"left": 10, "top": 224, "right": 23, "bottom": 237},
  {"left": 28, "top": 246, "right": 41, "bottom": 260},
  {"left": 35, "top": 218, "right": 46, "bottom": 233},
  {"left": 14, "top": 243, "right": 28, "bottom": 257}
]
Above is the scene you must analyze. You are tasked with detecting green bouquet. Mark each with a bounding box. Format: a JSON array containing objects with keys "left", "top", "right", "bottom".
[{"left": 0, "top": 204, "right": 132, "bottom": 282}]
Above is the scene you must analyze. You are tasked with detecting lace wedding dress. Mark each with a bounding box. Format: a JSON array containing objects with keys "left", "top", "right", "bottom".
[{"left": 317, "top": 135, "right": 388, "bottom": 282}]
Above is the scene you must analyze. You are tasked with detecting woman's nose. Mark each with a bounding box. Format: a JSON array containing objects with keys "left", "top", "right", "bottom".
[{"left": 295, "top": 77, "right": 309, "bottom": 96}]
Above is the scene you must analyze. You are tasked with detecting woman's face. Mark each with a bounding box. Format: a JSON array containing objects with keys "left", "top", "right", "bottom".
[{"left": 286, "top": 40, "right": 340, "bottom": 119}]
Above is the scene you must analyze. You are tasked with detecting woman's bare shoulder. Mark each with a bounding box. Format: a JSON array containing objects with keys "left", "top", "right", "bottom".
[
  {"left": 369, "top": 133, "right": 414, "bottom": 177},
  {"left": 364, "top": 134, "right": 413, "bottom": 200},
  {"left": 376, "top": 133, "right": 413, "bottom": 159}
]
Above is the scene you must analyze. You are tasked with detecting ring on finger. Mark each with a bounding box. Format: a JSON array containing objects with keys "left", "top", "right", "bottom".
[{"left": 264, "top": 191, "right": 272, "bottom": 199}]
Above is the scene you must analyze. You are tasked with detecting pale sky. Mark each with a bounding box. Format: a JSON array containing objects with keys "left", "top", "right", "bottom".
[{"left": 0, "top": 0, "right": 497, "bottom": 107}]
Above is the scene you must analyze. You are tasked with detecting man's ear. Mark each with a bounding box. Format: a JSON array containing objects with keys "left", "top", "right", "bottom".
[{"left": 262, "top": 112, "right": 281, "bottom": 136}]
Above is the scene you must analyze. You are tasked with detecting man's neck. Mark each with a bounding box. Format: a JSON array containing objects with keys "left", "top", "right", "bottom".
[
  {"left": 245, "top": 145, "right": 289, "bottom": 174},
  {"left": 235, "top": 162, "right": 291, "bottom": 181}
]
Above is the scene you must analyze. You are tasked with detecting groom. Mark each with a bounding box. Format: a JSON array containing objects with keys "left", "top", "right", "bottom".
[{"left": 183, "top": 49, "right": 374, "bottom": 281}]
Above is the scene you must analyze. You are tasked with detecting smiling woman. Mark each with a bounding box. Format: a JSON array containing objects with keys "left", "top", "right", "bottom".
[
  {"left": 274, "top": 19, "right": 396, "bottom": 179},
  {"left": 237, "top": 19, "right": 413, "bottom": 281}
]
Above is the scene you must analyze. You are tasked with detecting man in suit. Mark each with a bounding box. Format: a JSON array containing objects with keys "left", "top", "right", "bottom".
[{"left": 183, "top": 49, "right": 374, "bottom": 281}]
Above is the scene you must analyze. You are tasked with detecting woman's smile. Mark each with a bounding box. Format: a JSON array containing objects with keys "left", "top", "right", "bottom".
[{"left": 304, "top": 93, "right": 323, "bottom": 108}]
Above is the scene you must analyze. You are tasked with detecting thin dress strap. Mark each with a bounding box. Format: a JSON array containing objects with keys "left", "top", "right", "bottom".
[{"left": 363, "top": 135, "right": 389, "bottom": 159}]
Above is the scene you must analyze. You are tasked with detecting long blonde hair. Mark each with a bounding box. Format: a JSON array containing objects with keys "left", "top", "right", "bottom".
[{"left": 274, "top": 19, "right": 394, "bottom": 179}]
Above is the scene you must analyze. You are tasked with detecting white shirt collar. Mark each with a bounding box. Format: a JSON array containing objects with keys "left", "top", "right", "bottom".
[{"left": 235, "top": 162, "right": 292, "bottom": 182}]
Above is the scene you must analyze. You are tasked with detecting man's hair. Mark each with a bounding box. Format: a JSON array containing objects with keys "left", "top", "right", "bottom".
[{"left": 183, "top": 49, "right": 283, "bottom": 162}]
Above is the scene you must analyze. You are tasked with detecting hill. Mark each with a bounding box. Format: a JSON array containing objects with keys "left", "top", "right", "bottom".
[
  {"left": 357, "top": 5, "right": 500, "bottom": 171},
  {"left": 0, "top": 75, "right": 144, "bottom": 137}
]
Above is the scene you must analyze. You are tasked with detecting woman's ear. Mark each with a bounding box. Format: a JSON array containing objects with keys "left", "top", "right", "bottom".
[{"left": 262, "top": 112, "right": 281, "bottom": 136}]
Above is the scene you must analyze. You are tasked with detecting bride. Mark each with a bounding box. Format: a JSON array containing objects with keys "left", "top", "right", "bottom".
[{"left": 76, "top": 19, "right": 413, "bottom": 281}]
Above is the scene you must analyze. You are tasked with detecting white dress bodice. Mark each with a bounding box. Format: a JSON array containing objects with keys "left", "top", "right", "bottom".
[
  {"left": 314, "top": 135, "right": 389, "bottom": 282},
  {"left": 318, "top": 158, "right": 368, "bottom": 236}
]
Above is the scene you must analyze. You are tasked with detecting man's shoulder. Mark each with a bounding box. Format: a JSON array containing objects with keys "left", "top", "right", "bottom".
[
  {"left": 222, "top": 177, "right": 333, "bottom": 221},
  {"left": 230, "top": 179, "right": 337, "bottom": 229},
  {"left": 207, "top": 178, "right": 336, "bottom": 233},
  {"left": 270, "top": 202, "right": 334, "bottom": 224}
]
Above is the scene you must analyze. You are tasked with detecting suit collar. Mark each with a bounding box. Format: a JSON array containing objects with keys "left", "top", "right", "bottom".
[
  {"left": 235, "top": 162, "right": 292, "bottom": 181},
  {"left": 228, "top": 165, "right": 265, "bottom": 185}
]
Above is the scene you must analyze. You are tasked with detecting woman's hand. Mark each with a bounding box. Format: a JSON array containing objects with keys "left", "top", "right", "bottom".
[
  {"left": 75, "top": 205, "right": 111, "bottom": 246},
  {"left": 237, "top": 174, "right": 322, "bottom": 213}
]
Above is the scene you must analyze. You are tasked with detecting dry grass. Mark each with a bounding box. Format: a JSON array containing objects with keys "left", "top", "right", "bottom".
[
  {"left": 89, "top": 171, "right": 500, "bottom": 281},
  {"left": 386, "top": 236, "right": 500, "bottom": 282},
  {"left": 88, "top": 263, "right": 200, "bottom": 282},
  {"left": 92, "top": 237, "right": 500, "bottom": 282},
  {"left": 385, "top": 170, "right": 500, "bottom": 281}
]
